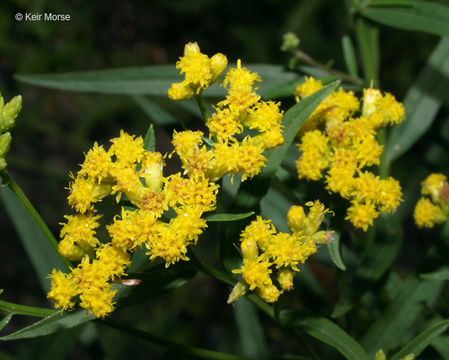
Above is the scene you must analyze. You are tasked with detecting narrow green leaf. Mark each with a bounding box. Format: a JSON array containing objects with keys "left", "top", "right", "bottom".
[
  {"left": 15, "top": 64, "right": 297, "bottom": 98},
  {"left": 342, "top": 35, "right": 359, "bottom": 78},
  {"left": 0, "top": 309, "right": 94, "bottom": 341},
  {"left": 386, "top": 38, "right": 449, "bottom": 163},
  {"left": 280, "top": 312, "right": 370, "bottom": 360},
  {"left": 420, "top": 267, "right": 449, "bottom": 280},
  {"left": 0, "top": 185, "right": 68, "bottom": 292},
  {"left": 143, "top": 124, "right": 155, "bottom": 152},
  {"left": 132, "top": 95, "right": 177, "bottom": 125},
  {"left": 391, "top": 319, "right": 449, "bottom": 360},
  {"left": 361, "top": 277, "right": 443, "bottom": 354},
  {"left": 0, "top": 298, "right": 55, "bottom": 317},
  {"left": 234, "top": 297, "right": 268, "bottom": 359},
  {"left": 356, "top": 216, "right": 402, "bottom": 281},
  {"left": 368, "top": 0, "right": 416, "bottom": 6},
  {"left": 356, "top": 17, "right": 379, "bottom": 85},
  {"left": 327, "top": 232, "right": 346, "bottom": 271},
  {"left": 432, "top": 335, "right": 449, "bottom": 359},
  {"left": 0, "top": 314, "right": 13, "bottom": 331},
  {"left": 35, "top": 326, "right": 84, "bottom": 360},
  {"left": 360, "top": 1, "right": 449, "bottom": 37},
  {"left": 205, "top": 212, "right": 254, "bottom": 222}
]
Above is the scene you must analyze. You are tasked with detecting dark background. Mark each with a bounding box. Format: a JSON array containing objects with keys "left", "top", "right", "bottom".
[{"left": 0, "top": 0, "right": 446, "bottom": 359}]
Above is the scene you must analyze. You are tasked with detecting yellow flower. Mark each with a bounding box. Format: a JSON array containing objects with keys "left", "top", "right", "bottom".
[
  {"left": 109, "top": 130, "right": 145, "bottom": 165},
  {"left": 346, "top": 201, "right": 379, "bottom": 231},
  {"left": 47, "top": 269, "right": 79, "bottom": 311},
  {"left": 206, "top": 107, "right": 242, "bottom": 142},
  {"left": 233, "top": 258, "right": 273, "bottom": 291},
  {"left": 168, "top": 42, "right": 227, "bottom": 100},
  {"left": 219, "top": 59, "right": 261, "bottom": 114},
  {"left": 414, "top": 197, "right": 446, "bottom": 228},
  {"left": 78, "top": 142, "right": 112, "bottom": 182},
  {"left": 421, "top": 173, "right": 448, "bottom": 203}
]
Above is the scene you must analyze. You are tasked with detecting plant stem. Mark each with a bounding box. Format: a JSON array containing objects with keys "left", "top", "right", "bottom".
[
  {"left": 99, "top": 318, "right": 249, "bottom": 360},
  {"left": 196, "top": 93, "right": 209, "bottom": 121},
  {"left": 2, "top": 171, "right": 71, "bottom": 268},
  {"left": 293, "top": 49, "right": 363, "bottom": 85},
  {"left": 0, "top": 299, "right": 56, "bottom": 317},
  {"left": 188, "top": 250, "right": 274, "bottom": 317},
  {"left": 377, "top": 129, "right": 389, "bottom": 178}
]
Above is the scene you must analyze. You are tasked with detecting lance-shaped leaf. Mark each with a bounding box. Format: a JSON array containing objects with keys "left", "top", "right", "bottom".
[
  {"left": 359, "top": 0, "right": 449, "bottom": 38},
  {"left": 280, "top": 311, "right": 370, "bottom": 360}
]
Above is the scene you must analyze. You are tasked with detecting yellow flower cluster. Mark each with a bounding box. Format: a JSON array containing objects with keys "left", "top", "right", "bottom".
[
  {"left": 414, "top": 173, "right": 449, "bottom": 228},
  {"left": 48, "top": 131, "right": 218, "bottom": 317},
  {"left": 295, "top": 77, "right": 405, "bottom": 231},
  {"left": 228, "top": 201, "right": 333, "bottom": 303},
  {"left": 172, "top": 59, "right": 284, "bottom": 182},
  {"left": 168, "top": 42, "right": 228, "bottom": 100}
]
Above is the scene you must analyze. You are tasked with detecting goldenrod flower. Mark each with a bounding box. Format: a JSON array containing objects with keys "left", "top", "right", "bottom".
[
  {"left": 295, "top": 78, "right": 405, "bottom": 230},
  {"left": 414, "top": 173, "right": 449, "bottom": 228},
  {"left": 168, "top": 42, "right": 227, "bottom": 100},
  {"left": 230, "top": 201, "right": 332, "bottom": 304}
]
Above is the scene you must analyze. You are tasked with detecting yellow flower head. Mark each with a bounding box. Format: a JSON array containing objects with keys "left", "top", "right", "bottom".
[
  {"left": 345, "top": 201, "right": 379, "bottom": 231},
  {"left": 414, "top": 197, "right": 446, "bottom": 228},
  {"left": 168, "top": 42, "right": 227, "bottom": 100}
]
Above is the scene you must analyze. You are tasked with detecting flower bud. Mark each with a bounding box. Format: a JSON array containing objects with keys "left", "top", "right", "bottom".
[
  {"left": 0, "top": 158, "right": 7, "bottom": 171},
  {"left": 227, "top": 280, "right": 248, "bottom": 304},
  {"left": 168, "top": 81, "right": 195, "bottom": 101},
  {"left": 312, "top": 230, "right": 334, "bottom": 244},
  {"left": 257, "top": 284, "right": 280, "bottom": 303},
  {"left": 421, "top": 173, "right": 447, "bottom": 203},
  {"left": 0, "top": 132, "right": 12, "bottom": 157},
  {"left": 1, "top": 95, "right": 22, "bottom": 132},
  {"left": 277, "top": 268, "right": 294, "bottom": 291},
  {"left": 184, "top": 42, "right": 201, "bottom": 57},
  {"left": 141, "top": 152, "right": 164, "bottom": 192},
  {"left": 210, "top": 53, "right": 228, "bottom": 84},
  {"left": 287, "top": 205, "right": 306, "bottom": 233},
  {"left": 241, "top": 238, "right": 259, "bottom": 260},
  {"left": 58, "top": 238, "right": 85, "bottom": 261}
]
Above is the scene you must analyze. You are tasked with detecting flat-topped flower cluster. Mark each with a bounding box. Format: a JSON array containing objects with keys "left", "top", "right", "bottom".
[{"left": 295, "top": 77, "right": 405, "bottom": 231}]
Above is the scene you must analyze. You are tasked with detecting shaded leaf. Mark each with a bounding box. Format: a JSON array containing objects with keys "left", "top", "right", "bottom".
[
  {"left": 0, "top": 185, "right": 68, "bottom": 293},
  {"left": 234, "top": 297, "right": 268, "bottom": 359},
  {"left": 361, "top": 277, "right": 443, "bottom": 354},
  {"left": 386, "top": 38, "right": 449, "bottom": 163},
  {"left": 15, "top": 64, "right": 297, "bottom": 98},
  {"left": 143, "top": 124, "right": 155, "bottom": 152},
  {"left": 342, "top": 35, "right": 359, "bottom": 78},
  {"left": 35, "top": 326, "right": 84, "bottom": 360},
  {"left": 0, "top": 309, "right": 93, "bottom": 341},
  {"left": 391, "top": 319, "right": 449, "bottom": 360},
  {"left": 360, "top": 0, "right": 449, "bottom": 38},
  {"left": 206, "top": 212, "right": 254, "bottom": 222},
  {"left": 327, "top": 232, "right": 346, "bottom": 271},
  {"left": 420, "top": 267, "right": 449, "bottom": 280},
  {"left": 280, "top": 311, "right": 370, "bottom": 360},
  {"left": 0, "top": 314, "right": 13, "bottom": 332},
  {"left": 132, "top": 95, "right": 178, "bottom": 125}
]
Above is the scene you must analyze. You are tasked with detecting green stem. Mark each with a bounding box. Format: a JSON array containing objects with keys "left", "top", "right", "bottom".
[
  {"left": 2, "top": 171, "right": 71, "bottom": 268},
  {"left": 0, "top": 299, "right": 56, "bottom": 317},
  {"left": 293, "top": 49, "right": 363, "bottom": 85},
  {"left": 188, "top": 250, "right": 274, "bottom": 318},
  {"left": 196, "top": 93, "right": 209, "bottom": 121},
  {"left": 377, "top": 129, "right": 389, "bottom": 178},
  {"left": 99, "top": 318, "right": 249, "bottom": 360}
]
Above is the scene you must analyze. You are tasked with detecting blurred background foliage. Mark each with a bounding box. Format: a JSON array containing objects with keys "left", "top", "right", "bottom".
[{"left": 1, "top": 0, "right": 448, "bottom": 359}]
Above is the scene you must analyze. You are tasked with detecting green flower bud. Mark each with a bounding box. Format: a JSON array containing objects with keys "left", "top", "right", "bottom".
[
  {"left": 0, "top": 158, "right": 7, "bottom": 171},
  {"left": 375, "top": 350, "right": 386, "bottom": 360},
  {"left": 1, "top": 95, "right": 22, "bottom": 132},
  {"left": 281, "top": 32, "right": 300, "bottom": 52},
  {"left": 0, "top": 132, "right": 12, "bottom": 157},
  {"left": 227, "top": 280, "right": 248, "bottom": 304}
]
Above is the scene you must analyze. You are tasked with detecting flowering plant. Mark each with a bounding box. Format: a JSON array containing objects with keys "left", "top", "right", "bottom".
[{"left": 2, "top": 2, "right": 449, "bottom": 360}]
